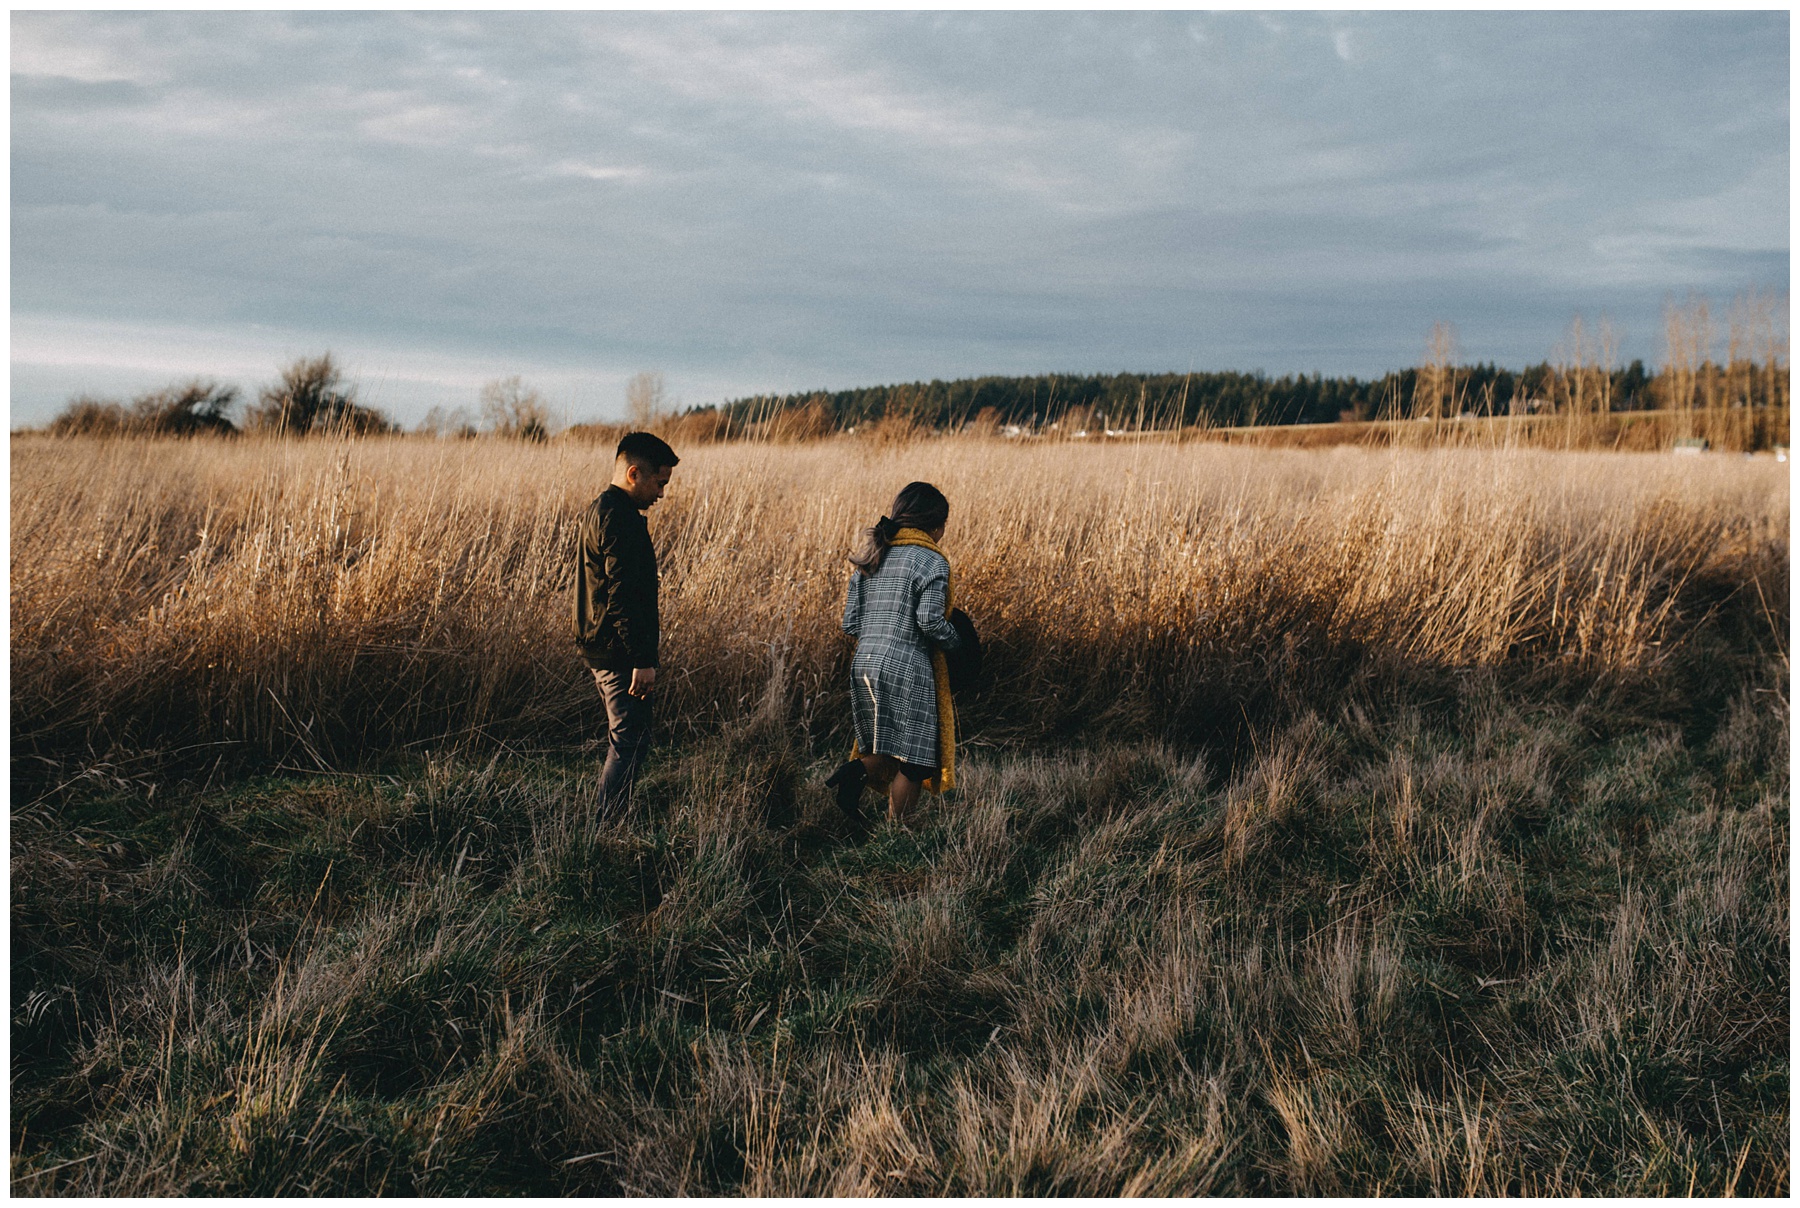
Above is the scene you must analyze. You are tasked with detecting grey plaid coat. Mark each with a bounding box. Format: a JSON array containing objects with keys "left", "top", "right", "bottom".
[{"left": 842, "top": 544, "right": 962, "bottom": 767}]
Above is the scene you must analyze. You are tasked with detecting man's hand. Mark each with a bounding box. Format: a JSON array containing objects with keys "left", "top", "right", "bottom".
[{"left": 629, "top": 666, "right": 657, "bottom": 698}]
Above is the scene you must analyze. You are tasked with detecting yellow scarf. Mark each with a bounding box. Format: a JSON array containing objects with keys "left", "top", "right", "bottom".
[{"left": 850, "top": 527, "right": 957, "bottom": 793}]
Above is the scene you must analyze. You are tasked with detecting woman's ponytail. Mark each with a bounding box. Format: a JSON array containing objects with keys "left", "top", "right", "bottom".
[
  {"left": 848, "top": 515, "right": 898, "bottom": 575},
  {"left": 847, "top": 483, "right": 949, "bottom": 576}
]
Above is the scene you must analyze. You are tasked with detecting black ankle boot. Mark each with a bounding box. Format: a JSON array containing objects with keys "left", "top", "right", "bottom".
[{"left": 823, "top": 760, "right": 866, "bottom": 821}]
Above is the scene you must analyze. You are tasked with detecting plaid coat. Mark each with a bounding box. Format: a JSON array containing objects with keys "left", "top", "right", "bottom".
[{"left": 842, "top": 543, "right": 962, "bottom": 767}]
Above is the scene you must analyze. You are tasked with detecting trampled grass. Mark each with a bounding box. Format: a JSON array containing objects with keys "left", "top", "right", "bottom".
[{"left": 10, "top": 433, "right": 1789, "bottom": 1194}]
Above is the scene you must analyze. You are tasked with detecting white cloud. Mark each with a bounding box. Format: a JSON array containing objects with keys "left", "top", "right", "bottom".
[
  {"left": 599, "top": 25, "right": 1000, "bottom": 147},
  {"left": 11, "top": 14, "right": 165, "bottom": 84},
  {"left": 1630, "top": 154, "right": 1790, "bottom": 252},
  {"left": 588, "top": 20, "right": 1190, "bottom": 214},
  {"left": 550, "top": 160, "right": 653, "bottom": 183},
  {"left": 357, "top": 102, "right": 482, "bottom": 148}
]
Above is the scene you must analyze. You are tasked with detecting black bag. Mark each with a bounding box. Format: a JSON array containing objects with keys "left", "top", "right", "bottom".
[{"left": 944, "top": 608, "right": 982, "bottom": 695}]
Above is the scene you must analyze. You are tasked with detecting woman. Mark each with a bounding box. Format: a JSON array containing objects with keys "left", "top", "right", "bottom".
[{"left": 825, "top": 481, "right": 962, "bottom": 827}]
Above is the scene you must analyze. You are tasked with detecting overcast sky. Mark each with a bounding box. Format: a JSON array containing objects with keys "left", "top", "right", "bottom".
[{"left": 11, "top": 10, "right": 1789, "bottom": 427}]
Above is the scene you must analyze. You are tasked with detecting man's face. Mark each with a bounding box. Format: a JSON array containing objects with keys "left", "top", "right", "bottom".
[{"left": 627, "top": 463, "right": 674, "bottom": 508}]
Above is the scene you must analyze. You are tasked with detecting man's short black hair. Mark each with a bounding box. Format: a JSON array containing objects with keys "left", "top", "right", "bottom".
[{"left": 615, "top": 431, "right": 679, "bottom": 471}]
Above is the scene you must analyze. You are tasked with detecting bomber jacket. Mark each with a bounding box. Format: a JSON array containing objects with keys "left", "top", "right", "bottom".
[{"left": 573, "top": 484, "right": 660, "bottom": 671}]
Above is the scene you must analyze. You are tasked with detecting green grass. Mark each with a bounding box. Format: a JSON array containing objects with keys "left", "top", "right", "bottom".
[{"left": 12, "top": 665, "right": 1786, "bottom": 1195}]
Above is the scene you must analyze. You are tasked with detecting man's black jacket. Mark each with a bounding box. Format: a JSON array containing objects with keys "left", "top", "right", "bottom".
[{"left": 573, "top": 484, "right": 659, "bottom": 671}]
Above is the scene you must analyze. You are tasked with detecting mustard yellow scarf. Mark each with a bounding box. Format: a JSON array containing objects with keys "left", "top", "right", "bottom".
[{"left": 850, "top": 527, "right": 957, "bottom": 793}]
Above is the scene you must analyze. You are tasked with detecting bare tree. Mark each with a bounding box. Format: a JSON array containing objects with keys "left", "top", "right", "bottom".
[
  {"left": 1728, "top": 287, "right": 1789, "bottom": 411},
  {"left": 1595, "top": 317, "right": 1620, "bottom": 415},
  {"left": 479, "top": 376, "right": 556, "bottom": 441},
  {"left": 1767, "top": 291, "right": 1791, "bottom": 413},
  {"left": 419, "top": 405, "right": 480, "bottom": 439},
  {"left": 625, "top": 371, "right": 667, "bottom": 429},
  {"left": 1414, "top": 321, "right": 1462, "bottom": 420},
  {"left": 1659, "top": 293, "right": 1715, "bottom": 415},
  {"left": 248, "top": 354, "right": 393, "bottom": 436},
  {"left": 1558, "top": 315, "right": 1588, "bottom": 416}
]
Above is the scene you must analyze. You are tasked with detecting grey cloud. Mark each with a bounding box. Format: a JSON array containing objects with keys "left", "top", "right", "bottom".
[{"left": 10, "top": 10, "right": 1787, "bottom": 425}]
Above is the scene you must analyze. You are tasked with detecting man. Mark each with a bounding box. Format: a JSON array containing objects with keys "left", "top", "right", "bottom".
[{"left": 574, "top": 431, "right": 679, "bottom": 814}]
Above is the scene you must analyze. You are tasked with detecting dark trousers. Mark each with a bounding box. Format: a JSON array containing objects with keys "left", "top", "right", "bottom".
[{"left": 592, "top": 668, "right": 653, "bottom": 815}]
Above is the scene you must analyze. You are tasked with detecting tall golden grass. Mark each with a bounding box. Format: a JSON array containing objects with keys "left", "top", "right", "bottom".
[
  {"left": 1203, "top": 405, "right": 1789, "bottom": 452},
  {"left": 11, "top": 433, "right": 1787, "bottom": 773}
]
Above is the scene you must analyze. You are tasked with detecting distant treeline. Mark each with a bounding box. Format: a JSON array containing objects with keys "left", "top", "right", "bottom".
[
  {"left": 702, "top": 294, "right": 1789, "bottom": 436},
  {"left": 33, "top": 292, "right": 1787, "bottom": 443},
  {"left": 708, "top": 362, "right": 1664, "bottom": 433}
]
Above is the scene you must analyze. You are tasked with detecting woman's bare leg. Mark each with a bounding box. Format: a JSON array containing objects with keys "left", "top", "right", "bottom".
[
  {"left": 888, "top": 769, "right": 923, "bottom": 826},
  {"left": 856, "top": 755, "right": 926, "bottom": 826}
]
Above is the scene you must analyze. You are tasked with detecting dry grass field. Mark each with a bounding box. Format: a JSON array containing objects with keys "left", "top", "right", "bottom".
[
  {"left": 11, "top": 432, "right": 1789, "bottom": 1194},
  {"left": 12, "top": 434, "right": 1787, "bottom": 767}
]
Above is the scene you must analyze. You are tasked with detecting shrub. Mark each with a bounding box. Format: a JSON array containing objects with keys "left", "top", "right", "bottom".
[
  {"left": 130, "top": 380, "right": 239, "bottom": 436},
  {"left": 45, "top": 394, "right": 132, "bottom": 436},
  {"left": 246, "top": 354, "right": 394, "bottom": 436},
  {"left": 45, "top": 381, "right": 239, "bottom": 438}
]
